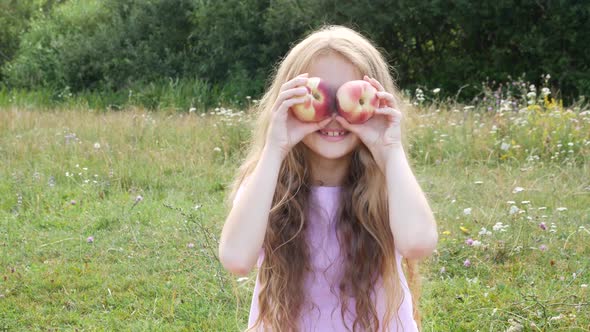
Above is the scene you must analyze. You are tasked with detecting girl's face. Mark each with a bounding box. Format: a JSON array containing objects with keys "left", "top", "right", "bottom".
[{"left": 301, "top": 53, "right": 362, "bottom": 160}]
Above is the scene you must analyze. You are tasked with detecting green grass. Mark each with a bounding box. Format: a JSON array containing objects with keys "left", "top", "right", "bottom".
[{"left": 0, "top": 101, "right": 588, "bottom": 331}]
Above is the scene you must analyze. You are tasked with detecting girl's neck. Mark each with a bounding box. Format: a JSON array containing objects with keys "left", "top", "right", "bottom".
[{"left": 308, "top": 154, "right": 351, "bottom": 187}]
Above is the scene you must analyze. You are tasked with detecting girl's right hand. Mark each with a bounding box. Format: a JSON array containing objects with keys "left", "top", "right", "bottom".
[{"left": 265, "top": 73, "right": 333, "bottom": 160}]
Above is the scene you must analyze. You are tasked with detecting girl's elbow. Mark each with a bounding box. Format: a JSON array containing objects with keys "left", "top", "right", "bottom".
[
  {"left": 399, "top": 231, "right": 438, "bottom": 260},
  {"left": 219, "top": 246, "right": 252, "bottom": 277}
]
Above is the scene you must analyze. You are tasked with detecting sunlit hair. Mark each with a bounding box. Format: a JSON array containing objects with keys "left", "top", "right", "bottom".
[{"left": 226, "top": 25, "right": 422, "bottom": 331}]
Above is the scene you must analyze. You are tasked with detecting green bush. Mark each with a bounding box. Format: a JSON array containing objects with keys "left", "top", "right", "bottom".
[
  {"left": 0, "top": 0, "right": 58, "bottom": 82},
  {"left": 2, "top": 0, "right": 588, "bottom": 104},
  {"left": 3, "top": 0, "right": 194, "bottom": 91}
]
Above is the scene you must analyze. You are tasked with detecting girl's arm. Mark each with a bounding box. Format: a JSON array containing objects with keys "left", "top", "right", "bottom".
[
  {"left": 386, "top": 146, "right": 438, "bottom": 259},
  {"left": 219, "top": 73, "right": 332, "bottom": 276},
  {"left": 218, "top": 146, "right": 283, "bottom": 276}
]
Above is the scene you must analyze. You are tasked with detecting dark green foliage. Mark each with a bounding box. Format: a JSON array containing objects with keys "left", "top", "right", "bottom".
[
  {"left": 3, "top": 0, "right": 195, "bottom": 91},
  {"left": 1, "top": 0, "right": 589, "bottom": 104},
  {"left": 0, "top": 0, "right": 60, "bottom": 81}
]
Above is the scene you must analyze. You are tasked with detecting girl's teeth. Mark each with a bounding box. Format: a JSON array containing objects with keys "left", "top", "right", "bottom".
[{"left": 321, "top": 131, "right": 346, "bottom": 137}]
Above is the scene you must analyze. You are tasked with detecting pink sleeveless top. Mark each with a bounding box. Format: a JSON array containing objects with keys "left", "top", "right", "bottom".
[{"left": 235, "top": 185, "right": 418, "bottom": 331}]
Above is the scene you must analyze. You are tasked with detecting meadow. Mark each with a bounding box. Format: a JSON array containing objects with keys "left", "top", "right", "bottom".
[{"left": 0, "top": 83, "right": 589, "bottom": 331}]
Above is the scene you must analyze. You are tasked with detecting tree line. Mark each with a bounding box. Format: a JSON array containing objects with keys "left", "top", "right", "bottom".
[{"left": 1, "top": 0, "right": 588, "bottom": 105}]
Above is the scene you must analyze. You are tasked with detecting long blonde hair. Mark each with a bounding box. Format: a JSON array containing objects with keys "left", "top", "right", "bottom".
[{"left": 226, "top": 25, "right": 422, "bottom": 332}]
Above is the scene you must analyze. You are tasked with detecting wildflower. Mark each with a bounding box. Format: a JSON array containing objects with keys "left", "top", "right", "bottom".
[
  {"left": 440, "top": 267, "right": 446, "bottom": 274},
  {"left": 509, "top": 205, "right": 520, "bottom": 215},
  {"left": 479, "top": 227, "right": 492, "bottom": 236},
  {"left": 582, "top": 284, "right": 588, "bottom": 289},
  {"left": 94, "top": 142, "right": 101, "bottom": 149},
  {"left": 87, "top": 236, "right": 94, "bottom": 243},
  {"left": 465, "top": 238, "right": 474, "bottom": 246},
  {"left": 472, "top": 240, "right": 482, "bottom": 247},
  {"left": 433, "top": 88, "right": 441, "bottom": 94},
  {"left": 189, "top": 107, "right": 196, "bottom": 113},
  {"left": 474, "top": 181, "right": 483, "bottom": 185},
  {"left": 493, "top": 222, "right": 509, "bottom": 232},
  {"left": 463, "top": 208, "right": 472, "bottom": 215},
  {"left": 539, "top": 244, "right": 548, "bottom": 251},
  {"left": 463, "top": 259, "right": 471, "bottom": 267},
  {"left": 512, "top": 187, "right": 525, "bottom": 194},
  {"left": 48, "top": 176, "right": 56, "bottom": 187},
  {"left": 460, "top": 226, "right": 470, "bottom": 234},
  {"left": 556, "top": 207, "right": 567, "bottom": 212},
  {"left": 539, "top": 222, "right": 547, "bottom": 230},
  {"left": 500, "top": 142, "right": 511, "bottom": 151},
  {"left": 135, "top": 195, "right": 143, "bottom": 203},
  {"left": 187, "top": 243, "right": 195, "bottom": 248},
  {"left": 70, "top": 200, "right": 76, "bottom": 205},
  {"left": 213, "top": 147, "right": 222, "bottom": 152}
]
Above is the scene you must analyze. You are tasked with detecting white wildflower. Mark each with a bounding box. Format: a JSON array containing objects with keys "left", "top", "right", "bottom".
[
  {"left": 493, "top": 222, "right": 509, "bottom": 232},
  {"left": 479, "top": 227, "right": 492, "bottom": 236},
  {"left": 512, "top": 187, "right": 525, "bottom": 194}
]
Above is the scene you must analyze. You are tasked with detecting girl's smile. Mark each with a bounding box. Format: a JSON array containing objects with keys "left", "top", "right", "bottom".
[{"left": 316, "top": 128, "right": 351, "bottom": 141}]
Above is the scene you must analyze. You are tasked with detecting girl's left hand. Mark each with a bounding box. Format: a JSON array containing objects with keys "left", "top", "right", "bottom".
[{"left": 335, "top": 75, "right": 403, "bottom": 174}]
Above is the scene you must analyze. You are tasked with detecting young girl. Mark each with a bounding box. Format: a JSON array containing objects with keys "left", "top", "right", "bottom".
[{"left": 219, "top": 25, "right": 438, "bottom": 332}]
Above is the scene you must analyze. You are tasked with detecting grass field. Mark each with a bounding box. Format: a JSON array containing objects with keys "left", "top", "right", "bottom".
[{"left": 0, "top": 100, "right": 589, "bottom": 331}]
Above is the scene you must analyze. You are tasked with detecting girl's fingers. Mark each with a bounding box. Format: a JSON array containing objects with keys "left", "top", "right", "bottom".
[
  {"left": 276, "top": 87, "right": 309, "bottom": 105},
  {"left": 279, "top": 73, "right": 309, "bottom": 93},
  {"left": 300, "top": 116, "right": 333, "bottom": 135},
  {"left": 276, "top": 95, "right": 309, "bottom": 114},
  {"left": 334, "top": 116, "right": 360, "bottom": 135},
  {"left": 375, "top": 107, "right": 402, "bottom": 118},
  {"left": 364, "top": 75, "right": 385, "bottom": 91},
  {"left": 375, "top": 108, "right": 402, "bottom": 125},
  {"left": 376, "top": 91, "right": 396, "bottom": 107}
]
